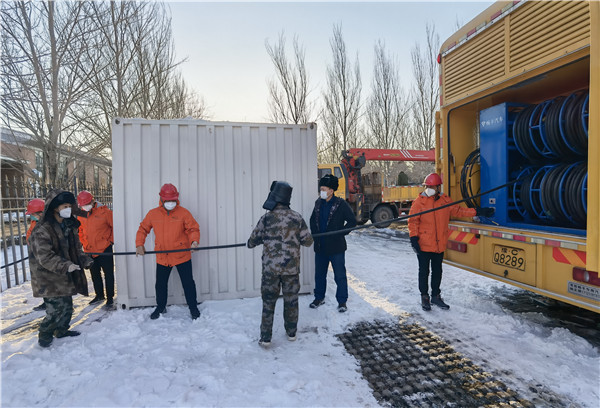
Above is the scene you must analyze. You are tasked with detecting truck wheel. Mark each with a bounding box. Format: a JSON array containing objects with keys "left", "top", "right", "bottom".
[{"left": 371, "top": 206, "right": 394, "bottom": 228}]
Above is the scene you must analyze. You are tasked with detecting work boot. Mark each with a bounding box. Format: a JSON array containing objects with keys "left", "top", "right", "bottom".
[
  {"left": 431, "top": 295, "right": 450, "bottom": 310},
  {"left": 287, "top": 331, "right": 297, "bottom": 341},
  {"left": 190, "top": 307, "right": 201, "bottom": 320},
  {"left": 258, "top": 338, "right": 271, "bottom": 348},
  {"left": 89, "top": 296, "right": 105, "bottom": 305},
  {"left": 38, "top": 337, "right": 53, "bottom": 348},
  {"left": 421, "top": 295, "right": 431, "bottom": 311},
  {"left": 105, "top": 298, "right": 114, "bottom": 307},
  {"left": 309, "top": 298, "right": 325, "bottom": 309},
  {"left": 337, "top": 303, "right": 347, "bottom": 313},
  {"left": 55, "top": 330, "right": 81, "bottom": 338},
  {"left": 150, "top": 307, "right": 166, "bottom": 320}
]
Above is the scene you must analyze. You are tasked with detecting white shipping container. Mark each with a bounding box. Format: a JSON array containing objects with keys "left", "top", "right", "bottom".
[{"left": 112, "top": 118, "right": 318, "bottom": 309}]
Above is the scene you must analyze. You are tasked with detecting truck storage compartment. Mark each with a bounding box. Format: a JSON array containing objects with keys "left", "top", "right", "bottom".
[{"left": 476, "top": 56, "right": 589, "bottom": 236}]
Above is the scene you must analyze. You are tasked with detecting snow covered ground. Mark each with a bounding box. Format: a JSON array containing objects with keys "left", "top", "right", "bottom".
[{"left": 1, "top": 228, "right": 598, "bottom": 407}]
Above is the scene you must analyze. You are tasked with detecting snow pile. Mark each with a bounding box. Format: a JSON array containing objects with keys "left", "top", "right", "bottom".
[{"left": 1, "top": 230, "right": 598, "bottom": 407}]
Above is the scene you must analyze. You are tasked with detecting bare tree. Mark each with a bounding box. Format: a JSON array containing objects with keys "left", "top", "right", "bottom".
[
  {"left": 320, "top": 24, "right": 362, "bottom": 162},
  {"left": 265, "top": 32, "right": 313, "bottom": 124},
  {"left": 1, "top": 1, "right": 98, "bottom": 184},
  {"left": 410, "top": 23, "right": 439, "bottom": 150},
  {"left": 73, "top": 2, "right": 208, "bottom": 157},
  {"left": 365, "top": 40, "right": 411, "bottom": 183}
]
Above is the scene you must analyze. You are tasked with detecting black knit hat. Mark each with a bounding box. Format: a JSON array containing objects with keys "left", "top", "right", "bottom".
[
  {"left": 319, "top": 174, "right": 339, "bottom": 191},
  {"left": 49, "top": 191, "right": 76, "bottom": 210}
]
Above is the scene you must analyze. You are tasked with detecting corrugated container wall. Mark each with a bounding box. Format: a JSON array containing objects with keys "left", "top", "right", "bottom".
[{"left": 112, "top": 118, "right": 318, "bottom": 309}]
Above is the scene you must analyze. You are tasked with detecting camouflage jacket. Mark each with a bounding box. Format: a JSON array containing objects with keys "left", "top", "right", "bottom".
[
  {"left": 247, "top": 204, "right": 313, "bottom": 275},
  {"left": 29, "top": 189, "right": 92, "bottom": 298}
]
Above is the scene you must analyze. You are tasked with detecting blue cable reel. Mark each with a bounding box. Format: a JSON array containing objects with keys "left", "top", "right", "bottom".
[{"left": 530, "top": 100, "right": 559, "bottom": 159}]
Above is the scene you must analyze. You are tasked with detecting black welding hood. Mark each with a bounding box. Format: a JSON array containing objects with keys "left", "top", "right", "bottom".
[{"left": 263, "top": 181, "right": 293, "bottom": 210}]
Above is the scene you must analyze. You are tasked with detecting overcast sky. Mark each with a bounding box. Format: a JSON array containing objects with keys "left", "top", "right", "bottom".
[{"left": 168, "top": 1, "right": 494, "bottom": 123}]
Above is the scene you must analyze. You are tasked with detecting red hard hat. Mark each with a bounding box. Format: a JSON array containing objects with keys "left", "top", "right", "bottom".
[
  {"left": 423, "top": 173, "right": 443, "bottom": 186},
  {"left": 26, "top": 199, "right": 45, "bottom": 215},
  {"left": 159, "top": 183, "right": 179, "bottom": 201},
  {"left": 77, "top": 190, "right": 94, "bottom": 206}
]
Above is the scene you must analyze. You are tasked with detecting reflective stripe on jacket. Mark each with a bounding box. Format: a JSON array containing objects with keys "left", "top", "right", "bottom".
[
  {"left": 78, "top": 204, "right": 113, "bottom": 256},
  {"left": 135, "top": 201, "right": 200, "bottom": 267},
  {"left": 408, "top": 193, "right": 476, "bottom": 253}
]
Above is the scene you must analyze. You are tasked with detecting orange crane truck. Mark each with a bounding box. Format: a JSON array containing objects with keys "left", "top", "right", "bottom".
[{"left": 318, "top": 148, "right": 435, "bottom": 226}]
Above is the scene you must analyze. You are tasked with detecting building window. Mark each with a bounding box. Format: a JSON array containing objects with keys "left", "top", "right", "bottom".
[
  {"left": 94, "top": 165, "right": 99, "bottom": 186},
  {"left": 35, "top": 151, "right": 44, "bottom": 173},
  {"left": 59, "top": 157, "right": 69, "bottom": 183},
  {"left": 79, "top": 162, "right": 86, "bottom": 184}
]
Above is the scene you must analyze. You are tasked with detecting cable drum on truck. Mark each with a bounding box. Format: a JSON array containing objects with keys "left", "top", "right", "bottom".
[
  {"left": 530, "top": 100, "right": 560, "bottom": 160},
  {"left": 513, "top": 105, "right": 545, "bottom": 162},
  {"left": 520, "top": 166, "right": 551, "bottom": 220},
  {"left": 564, "top": 162, "right": 587, "bottom": 226},
  {"left": 511, "top": 167, "right": 535, "bottom": 219},
  {"left": 559, "top": 90, "right": 588, "bottom": 157}
]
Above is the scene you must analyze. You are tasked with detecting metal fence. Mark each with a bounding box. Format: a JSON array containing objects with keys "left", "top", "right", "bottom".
[{"left": 1, "top": 176, "right": 112, "bottom": 292}]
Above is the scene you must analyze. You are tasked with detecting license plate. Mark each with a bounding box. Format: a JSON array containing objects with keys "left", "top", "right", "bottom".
[{"left": 492, "top": 245, "right": 525, "bottom": 271}]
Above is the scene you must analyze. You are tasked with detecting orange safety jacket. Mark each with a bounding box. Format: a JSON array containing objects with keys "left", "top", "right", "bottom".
[
  {"left": 135, "top": 201, "right": 200, "bottom": 267},
  {"left": 26, "top": 220, "right": 37, "bottom": 242},
  {"left": 408, "top": 193, "right": 476, "bottom": 253},
  {"left": 78, "top": 204, "right": 114, "bottom": 257}
]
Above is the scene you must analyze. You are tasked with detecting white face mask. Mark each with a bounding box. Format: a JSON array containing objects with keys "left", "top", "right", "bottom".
[
  {"left": 59, "top": 207, "right": 72, "bottom": 219},
  {"left": 82, "top": 204, "right": 93, "bottom": 212},
  {"left": 320, "top": 191, "right": 329, "bottom": 200},
  {"left": 425, "top": 188, "right": 437, "bottom": 197},
  {"left": 164, "top": 201, "right": 177, "bottom": 211}
]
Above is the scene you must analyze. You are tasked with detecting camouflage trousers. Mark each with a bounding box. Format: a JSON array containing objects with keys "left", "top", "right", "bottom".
[
  {"left": 260, "top": 272, "right": 300, "bottom": 341},
  {"left": 39, "top": 296, "right": 73, "bottom": 341}
]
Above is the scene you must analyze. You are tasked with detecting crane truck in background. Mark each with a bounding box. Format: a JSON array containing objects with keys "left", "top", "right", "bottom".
[
  {"left": 437, "top": 0, "right": 598, "bottom": 313},
  {"left": 318, "top": 148, "right": 435, "bottom": 226}
]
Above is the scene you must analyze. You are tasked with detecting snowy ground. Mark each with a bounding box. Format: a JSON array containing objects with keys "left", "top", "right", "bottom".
[{"left": 1, "top": 228, "right": 598, "bottom": 407}]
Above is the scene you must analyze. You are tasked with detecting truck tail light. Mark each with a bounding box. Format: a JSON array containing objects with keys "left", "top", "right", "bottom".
[
  {"left": 573, "top": 268, "right": 600, "bottom": 287},
  {"left": 447, "top": 240, "right": 467, "bottom": 253}
]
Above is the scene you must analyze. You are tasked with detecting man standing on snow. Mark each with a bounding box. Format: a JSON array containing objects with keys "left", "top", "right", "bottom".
[
  {"left": 29, "top": 189, "right": 93, "bottom": 348},
  {"left": 408, "top": 173, "right": 494, "bottom": 311},
  {"left": 25, "top": 198, "right": 47, "bottom": 312},
  {"left": 77, "top": 190, "right": 114, "bottom": 307},
  {"left": 309, "top": 174, "right": 356, "bottom": 313},
  {"left": 136, "top": 183, "right": 201, "bottom": 320},
  {"left": 248, "top": 181, "right": 313, "bottom": 348}
]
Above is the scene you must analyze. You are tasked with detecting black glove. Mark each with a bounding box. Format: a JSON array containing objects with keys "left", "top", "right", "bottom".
[
  {"left": 476, "top": 207, "right": 495, "bottom": 218},
  {"left": 410, "top": 236, "right": 421, "bottom": 254}
]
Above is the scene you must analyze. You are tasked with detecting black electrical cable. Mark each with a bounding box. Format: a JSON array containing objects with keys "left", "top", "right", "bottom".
[
  {"left": 530, "top": 101, "right": 556, "bottom": 159},
  {"left": 77, "top": 177, "right": 524, "bottom": 258},
  {"left": 459, "top": 149, "right": 480, "bottom": 208},
  {"left": 518, "top": 171, "right": 535, "bottom": 218},
  {"left": 513, "top": 105, "right": 544, "bottom": 162},
  {"left": 544, "top": 96, "right": 569, "bottom": 159},
  {"left": 560, "top": 91, "right": 588, "bottom": 156}
]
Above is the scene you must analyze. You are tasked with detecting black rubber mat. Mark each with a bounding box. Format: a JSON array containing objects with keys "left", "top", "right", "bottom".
[{"left": 337, "top": 319, "right": 548, "bottom": 408}]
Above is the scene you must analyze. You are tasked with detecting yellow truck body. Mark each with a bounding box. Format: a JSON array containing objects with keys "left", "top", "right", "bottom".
[
  {"left": 382, "top": 186, "right": 422, "bottom": 206},
  {"left": 438, "top": 0, "right": 599, "bottom": 312}
]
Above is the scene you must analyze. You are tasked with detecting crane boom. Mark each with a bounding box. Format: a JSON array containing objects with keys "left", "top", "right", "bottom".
[{"left": 346, "top": 148, "right": 435, "bottom": 162}]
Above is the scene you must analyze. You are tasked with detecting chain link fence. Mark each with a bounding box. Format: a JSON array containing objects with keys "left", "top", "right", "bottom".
[{"left": 1, "top": 175, "right": 112, "bottom": 291}]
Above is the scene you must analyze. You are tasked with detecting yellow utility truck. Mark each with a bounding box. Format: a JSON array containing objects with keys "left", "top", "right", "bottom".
[{"left": 437, "top": 0, "right": 598, "bottom": 312}]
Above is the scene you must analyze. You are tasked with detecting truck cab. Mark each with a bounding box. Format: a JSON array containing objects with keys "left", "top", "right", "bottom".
[{"left": 317, "top": 164, "right": 347, "bottom": 200}]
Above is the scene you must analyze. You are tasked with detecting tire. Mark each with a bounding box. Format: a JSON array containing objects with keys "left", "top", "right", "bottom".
[{"left": 371, "top": 205, "right": 394, "bottom": 228}]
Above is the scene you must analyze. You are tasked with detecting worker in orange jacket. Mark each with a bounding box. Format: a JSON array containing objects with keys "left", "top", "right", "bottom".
[
  {"left": 408, "top": 173, "right": 494, "bottom": 311},
  {"left": 135, "top": 183, "right": 201, "bottom": 320},
  {"left": 26, "top": 198, "right": 46, "bottom": 311},
  {"left": 77, "top": 191, "right": 115, "bottom": 307},
  {"left": 26, "top": 199, "right": 45, "bottom": 242}
]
